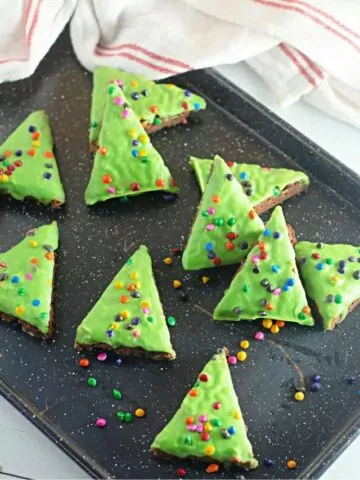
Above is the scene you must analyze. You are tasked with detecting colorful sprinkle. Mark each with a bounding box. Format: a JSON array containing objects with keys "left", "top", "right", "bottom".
[
  {"left": 236, "top": 351, "right": 247, "bottom": 362},
  {"left": 113, "top": 389, "right": 122, "bottom": 400},
  {"left": 79, "top": 358, "right": 90, "bottom": 368},
  {"left": 97, "top": 352, "right": 107, "bottom": 362},
  {"left": 240, "top": 340, "right": 249, "bottom": 349},
  {"left": 287, "top": 460, "right": 297, "bottom": 469},
  {"left": 95, "top": 418, "right": 107, "bottom": 428},
  {"left": 135, "top": 408, "right": 146, "bottom": 418},
  {"left": 173, "top": 280, "right": 182, "bottom": 289},
  {"left": 163, "top": 257, "right": 173, "bottom": 265},
  {"left": 254, "top": 331, "right": 265, "bottom": 341},
  {"left": 167, "top": 315, "right": 177, "bottom": 327},
  {"left": 87, "top": 377, "right": 97, "bottom": 387},
  {"left": 294, "top": 391, "right": 305, "bottom": 401},
  {"left": 227, "top": 355, "right": 237, "bottom": 365},
  {"left": 205, "top": 462, "right": 219, "bottom": 472}
]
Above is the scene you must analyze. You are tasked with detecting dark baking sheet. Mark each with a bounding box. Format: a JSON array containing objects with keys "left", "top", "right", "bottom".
[{"left": 0, "top": 31, "right": 359, "bottom": 480}]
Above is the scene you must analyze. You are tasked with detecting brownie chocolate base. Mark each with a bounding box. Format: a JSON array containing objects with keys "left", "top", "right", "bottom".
[
  {"left": 75, "top": 341, "right": 176, "bottom": 361},
  {"left": 0, "top": 309, "right": 54, "bottom": 340},
  {"left": 254, "top": 180, "right": 308, "bottom": 215}
]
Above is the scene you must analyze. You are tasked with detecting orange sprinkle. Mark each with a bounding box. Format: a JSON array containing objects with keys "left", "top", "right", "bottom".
[
  {"left": 4, "top": 150, "right": 12, "bottom": 158},
  {"left": 211, "top": 195, "right": 220, "bottom": 203},
  {"left": 206, "top": 464, "right": 219, "bottom": 474},
  {"left": 32, "top": 132, "right": 40, "bottom": 140},
  {"left": 149, "top": 105, "right": 158, "bottom": 114},
  {"left": 156, "top": 179, "right": 165, "bottom": 188},
  {"left": 28, "top": 148, "right": 36, "bottom": 157},
  {"left": 130, "top": 80, "right": 138, "bottom": 87},
  {"left": 30, "top": 257, "right": 40, "bottom": 265},
  {"left": 114, "top": 282, "right": 123, "bottom": 290},
  {"left": 248, "top": 209, "right": 256, "bottom": 219},
  {"left": 127, "top": 283, "right": 137, "bottom": 291},
  {"left": 226, "top": 242, "right": 235, "bottom": 251},
  {"left": 185, "top": 416, "right": 194, "bottom": 425},
  {"left": 45, "top": 252, "right": 54, "bottom": 261},
  {"left": 276, "top": 320, "right": 285, "bottom": 328},
  {"left": 44, "top": 151, "right": 54, "bottom": 159},
  {"left": 102, "top": 174, "right": 112, "bottom": 184},
  {"left": 98, "top": 146, "right": 108, "bottom": 156},
  {"left": 302, "top": 305, "right": 311, "bottom": 316},
  {"left": 16, "top": 306, "right": 25, "bottom": 315},
  {"left": 120, "top": 295, "right": 129, "bottom": 304},
  {"left": 258, "top": 242, "right": 266, "bottom": 250},
  {"left": 265, "top": 303, "right": 273, "bottom": 311},
  {"left": 189, "top": 389, "right": 198, "bottom": 397},
  {"left": 79, "top": 358, "right": 90, "bottom": 368}
]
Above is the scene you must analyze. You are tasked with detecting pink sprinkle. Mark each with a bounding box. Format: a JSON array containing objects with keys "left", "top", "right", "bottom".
[
  {"left": 273, "top": 288, "right": 282, "bottom": 296},
  {"left": 122, "top": 110, "right": 130, "bottom": 118},
  {"left": 254, "top": 331, "right": 265, "bottom": 341},
  {"left": 114, "top": 96, "right": 123, "bottom": 105},
  {"left": 198, "top": 414, "right": 208, "bottom": 423},
  {"left": 95, "top": 418, "right": 107, "bottom": 428},
  {"left": 142, "top": 307, "right": 150, "bottom": 315},
  {"left": 107, "top": 186, "right": 116, "bottom": 194},
  {"left": 196, "top": 424, "right": 203, "bottom": 432},
  {"left": 187, "top": 424, "right": 197, "bottom": 432},
  {"left": 132, "top": 329, "right": 141, "bottom": 338},
  {"left": 25, "top": 273, "right": 33, "bottom": 280},
  {"left": 117, "top": 79, "right": 123, "bottom": 86},
  {"left": 208, "top": 207, "right": 215, "bottom": 215},
  {"left": 228, "top": 355, "right": 237, "bottom": 365},
  {"left": 97, "top": 352, "right": 107, "bottom": 362},
  {"left": 251, "top": 255, "right": 260, "bottom": 264},
  {"left": 206, "top": 224, "right": 215, "bottom": 231}
]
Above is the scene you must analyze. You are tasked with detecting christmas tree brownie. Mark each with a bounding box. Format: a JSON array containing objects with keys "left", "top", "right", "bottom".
[
  {"left": 213, "top": 206, "right": 314, "bottom": 326},
  {"left": 182, "top": 156, "right": 264, "bottom": 270},
  {"left": 75, "top": 245, "right": 176, "bottom": 360},
  {"left": 85, "top": 83, "right": 179, "bottom": 205},
  {"left": 89, "top": 66, "right": 207, "bottom": 147},
  {"left": 295, "top": 241, "right": 360, "bottom": 330},
  {"left": 0, "top": 222, "right": 59, "bottom": 339},
  {"left": 151, "top": 348, "right": 258, "bottom": 469},
  {"left": 190, "top": 156, "right": 309, "bottom": 214},
  {"left": 0, "top": 111, "right": 65, "bottom": 207}
]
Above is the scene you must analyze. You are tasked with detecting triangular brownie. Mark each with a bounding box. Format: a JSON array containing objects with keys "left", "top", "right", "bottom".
[
  {"left": 0, "top": 222, "right": 59, "bottom": 338},
  {"left": 182, "top": 156, "right": 264, "bottom": 270},
  {"left": 0, "top": 111, "right": 65, "bottom": 207},
  {"left": 151, "top": 348, "right": 258, "bottom": 469},
  {"left": 75, "top": 245, "right": 176, "bottom": 360},
  {"left": 85, "top": 83, "right": 178, "bottom": 205},
  {"left": 295, "top": 241, "right": 360, "bottom": 330},
  {"left": 213, "top": 206, "right": 314, "bottom": 326},
  {"left": 89, "top": 66, "right": 206, "bottom": 146},
  {"left": 190, "top": 156, "right": 309, "bottom": 214}
]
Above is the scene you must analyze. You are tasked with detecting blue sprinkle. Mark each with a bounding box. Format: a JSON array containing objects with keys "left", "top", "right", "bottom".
[
  {"left": 16, "top": 149, "right": 23, "bottom": 157},
  {"left": 115, "top": 357, "right": 122, "bottom": 366},
  {"left": 316, "top": 263, "right": 325, "bottom": 270},
  {"left": 43, "top": 172, "right": 52, "bottom": 180},
  {"left": 131, "top": 149, "right": 138, "bottom": 157},
  {"left": 208, "top": 251, "right": 216, "bottom": 259},
  {"left": 282, "top": 284, "right": 290, "bottom": 292},
  {"left": 106, "top": 329, "right": 114, "bottom": 338},
  {"left": 227, "top": 426, "right": 236, "bottom": 435},
  {"left": 205, "top": 242, "right": 214, "bottom": 252},
  {"left": 271, "top": 265, "right": 280, "bottom": 273},
  {"left": 193, "top": 102, "right": 201, "bottom": 111},
  {"left": 11, "top": 275, "right": 20, "bottom": 284},
  {"left": 239, "top": 172, "right": 248, "bottom": 180},
  {"left": 263, "top": 229, "right": 271, "bottom": 237},
  {"left": 287, "top": 278, "right": 295, "bottom": 286},
  {"left": 32, "top": 299, "right": 41, "bottom": 307},
  {"left": 338, "top": 268, "right": 345, "bottom": 274},
  {"left": 28, "top": 125, "right": 36, "bottom": 133},
  {"left": 132, "top": 139, "right": 139, "bottom": 146},
  {"left": 184, "top": 90, "right": 192, "bottom": 97},
  {"left": 273, "top": 231, "right": 281, "bottom": 239}
]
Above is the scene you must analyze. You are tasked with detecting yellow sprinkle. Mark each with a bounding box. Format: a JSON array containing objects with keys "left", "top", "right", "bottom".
[
  {"left": 138, "top": 150, "right": 147, "bottom": 158},
  {"left": 30, "top": 240, "right": 38, "bottom": 248},
  {"left": 32, "top": 140, "right": 41, "bottom": 148},
  {"left": 233, "top": 411, "right": 241, "bottom": 420},
  {"left": 270, "top": 324, "right": 280, "bottom": 334},
  {"left": 134, "top": 408, "right": 145, "bottom": 418},
  {"left": 135, "top": 281, "right": 141, "bottom": 289},
  {"left": 204, "top": 422, "right": 212, "bottom": 432},
  {"left": 130, "top": 80, "right": 138, "bottom": 87},
  {"left": 240, "top": 340, "right": 249, "bottom": 349},
  {"left": 166, "top": 83, "right": 175, "bottom": 89},
  {"left": 173, "top": 280, "right": 182, "bottom": 289},
  {"left": 114, "top": 282, "right": 123, "bottom": 290},
  {"left": 141, "top": 301, "right": 150, "bottom": 309},
  {"left": 204, "top": 445, "right": 215, "bottom": 456},
  {"left": 0, "top": 174, "right": 9, "bottom": 183},
  {"left": 294, "top": 391, "right": 305, "bottom": 402},
  {"left": 262, "top": 319, "right": 273, "bottom": 329},
  {"left": 287, "top": 460, "right": 297, "bottom": 470},
  {"left": 129, "top": 272, "right": 138, "bottom": 280},
  {"left": 129, "top": 129, "right": 137, "bottom": 139},
  {"left": 47, "top": 279, "right": 52, "bottom": 286},
  {"left": 201, "top": 276, "right": 210, "bottom": 285},
  {"left": 121, "top": 310, "right": 129, "bottom": 319},
  {"left": 139, "top": 134, "right": 149, "bottom": 144},
  {"left": 16, "top": 306, "right": 25, "bottom": 315},
  {"left": 163, "top": 257, "right": 173, "bottom": 265},
  {"left": 112, "top": 322, "right": 120, "bottom": 330},
  {"left": 236, "top": 351, "right": 247, "bottom": 362}
]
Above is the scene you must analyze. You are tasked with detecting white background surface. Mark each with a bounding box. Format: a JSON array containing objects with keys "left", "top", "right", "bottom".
[{"left": 0, "top": 62, "right": 359, "bottom": 480}]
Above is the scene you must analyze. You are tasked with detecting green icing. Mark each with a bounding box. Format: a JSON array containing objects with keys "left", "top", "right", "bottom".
[
  {"left": 182, "top": 156, "right": 264, "bottom": 270},
  {"left": 0, "top": 222, "right": 59, "bottom": 336},
  {"left": 75, "top": 245, "right": 175, "bottom": 358},
  {"left": 213, "top": 206, "right": 314, "bottom": 326},
  {"left": 295, "top": 241, "right": 360, "bottom": 330},
  {"left": 85, "top": 84, "right": 178, "bottom": 205},
  {"left": 189, "top": 156, "right": 309, "bottom": 210},
  {"left": 0, "top": 111, "right": 65, "bottom": 205},
  {"left": 151, "top": 349, "right": 258, "bottom": 468},
  {"left": 90, "top": 66, "right": 207, "bottom": 144}
]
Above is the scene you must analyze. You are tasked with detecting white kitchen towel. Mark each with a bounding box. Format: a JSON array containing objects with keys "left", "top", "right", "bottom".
[{"left": 1, "top": 0, "right": 360, "bottom": 129}]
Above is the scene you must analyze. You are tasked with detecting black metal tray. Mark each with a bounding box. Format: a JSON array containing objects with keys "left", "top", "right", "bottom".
[{"left": 0, "top": 31, "right": 359, "bottom": 480}]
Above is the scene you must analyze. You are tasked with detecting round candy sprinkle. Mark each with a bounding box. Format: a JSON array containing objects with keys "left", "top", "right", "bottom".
[
  {"left": 276, "top": 320, "right": 285, "bottom": 328},
  {"left": 228, "top": 356, "right": 237, "bottom": 365},
  {"left": 240, "top": 340, "right": 250, "bottom": 350},
  {"left": 116, "top": 411, "right": 125, "bottom": 421},
  {"left": 346, "top": 376, "right": 355, "bottom": 385},
  {"left": 97, "top": 352, "right": 107, "bottom": 362},
  {"left": 312, "top": 374, "right": 321, "bottom": 382},
  {"left": 87, "top": 377, "right": 97, "bottom": 387},
  {"left": 262, "top": 319, "right": 273, "bottom": 329},
  {"left": 254, "top": 331, "right": 265, "bottom": 341},
  {"left": 271, "top": 325, "right": 280, "bottom": 334},
  {"left": 167, "top": 315, "right": 176, "bottom": 327},
  {"left": 124, "top": 412, "right": 133, "bottom": 423},
  {"left": 294, "top": 391, "right": 305, "bottom": 401},
  {"left": 163, "top": 257, "right": 173, "bottom": 265},
  {"left": 113, "top": 389, "right": 122, "bottom": 400},
  {"left": 228, "top": 426, "right": 236, "bottom": 435},
  {"left": 205, "top": 463, "right": 219, "bottom": 472},
  {"left": 213, "top": 402, "right": 221, "bottom": 410},
  {"left": 135, "top": 408, "right": 145, "bottom": 418},
  {"left": 173, "top": 280, "right": 182, "bottom": 289},
  {"left": 236, "top": 351, "right": 247, "bottom": 362},
  {"left": 287, "top": 460, "right": 297, "bottom": 469},
  {"left": 199, "top": 414, "right": 208, "bottom": 423},
  {"left": 310, "top": 382, "right": 321, "bottom": 392},
  {"left": 95, "top": 418, "right": 107, "bottom": 428},
  {"left": 199, "top": 373, "right": 208, "bottom": 382},
  {"left": 176, "top": 468, "right": 187, "bottom": 478},
  {"left": 115, "top": 357, "right": 122, "bottom": 366},
  {"left": 264, "top": 458, "right": 274, "bottom": 467},
  {"left": 79, "top": 358, "right": 90, "bottom": 368}
]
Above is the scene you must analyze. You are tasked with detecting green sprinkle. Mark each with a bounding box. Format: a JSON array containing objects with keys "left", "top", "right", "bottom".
[
  {"left": 124, "top": 412, "right": 133, "bottom": 423},
  {"left": 116, "top": 411, "right": 125, "bottom": 421},
  {"left": 193, "top": 381, "right": 200, "bottom": 388},
  {"left": 87, "top": 377, "right": 97, "bottom": 387},
  {"left": 153, "top": 117, "right": 161, "bottom": 126},
  {"left": 211, "top": 418, "right": 221, "bottom": 427},
  {"left": 326, "top": 258, "right": 334, "bottom": 265},
  {"left": 108, "top": 85, "right": 115, "bottom": 94},
  {"left": 113, "top": 389, "right": 122, "bottom": 400},
  {"left": 242, "top": 284, "right": 250, "bottom": 293},
  {"left": 140, "top": 157, "right": 148, "bottom": 163},
  {"left": 90, "top": 121, "right": 98, "bottom": 128},
  {"left": 298, "top": 312, "right": 307, "bottom": 320},
  {"left": 167, "top": 315, "right": 176, "bottom": 327},
  {"left": 335, "top": 294, "right": 342, "bottom": 304},
  {"left": 126, "top": 258, "right": 133, "bottom": 265},
  {"left": 215, "top": 218, "right": 224, "bottom": 226},
  {"left": 227, "top": 217, "right": 236, "bottom": 226},
  {"left": 201, "top": 211, "right": 210, "bottom": 217},
  {"left": 18, "top": 287, "right": 26, "bottom": 296},
  {"left": 40, "top": 312, "right": 47, "bottom": 319},
  {"left": 3, "top": 161, "right": 10, "bottom": 167},
  {"left": 147, "top": 316, "right": 154, "bottom": 323},
  {"left": 120, "top": 196, "right": 128, "bottom": 203},
  {"left": 184, "top": 435, "right": 192, "bottom": 445},
  {"left": 273, "top": 186, "right": 280, "bottom": 197}
]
